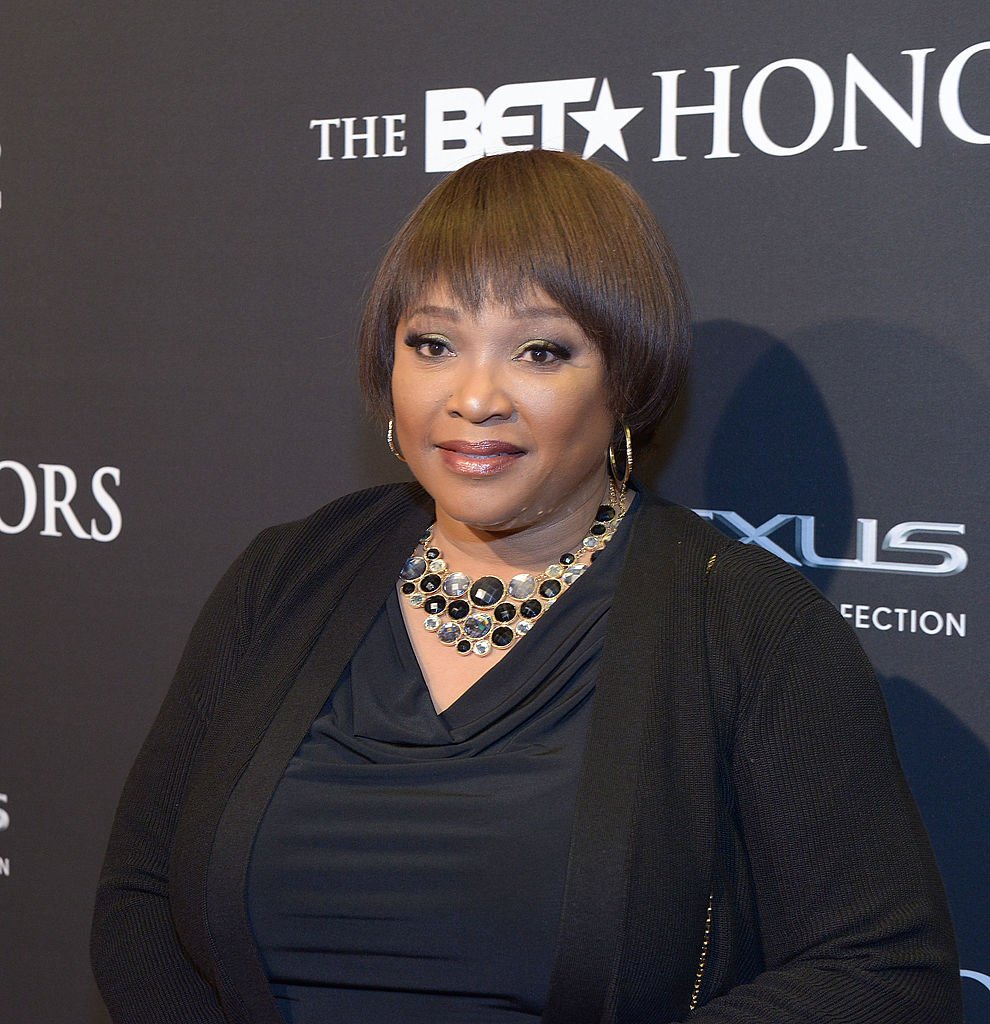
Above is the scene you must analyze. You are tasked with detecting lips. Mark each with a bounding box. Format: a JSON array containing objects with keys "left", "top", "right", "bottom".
[
  {"left": 436, "top": 440, "right": 525, "bottom": 456},
  {"left": 435, "top": 439, "right": 525, "bottom": 477}
]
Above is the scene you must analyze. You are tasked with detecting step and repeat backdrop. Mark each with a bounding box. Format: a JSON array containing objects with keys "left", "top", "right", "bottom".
[{"left": 1, "top": 3, "right": 987, "bottom": 1021}]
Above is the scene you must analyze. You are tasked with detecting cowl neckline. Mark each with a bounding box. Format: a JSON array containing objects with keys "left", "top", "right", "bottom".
[{"left": 307, "top": 491, "right": 639, "bottom": 760}]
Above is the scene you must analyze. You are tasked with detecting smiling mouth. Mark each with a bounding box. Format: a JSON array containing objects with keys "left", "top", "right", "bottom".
[{"left": 435, "top": 441, "right": 525, "bottom": 476}]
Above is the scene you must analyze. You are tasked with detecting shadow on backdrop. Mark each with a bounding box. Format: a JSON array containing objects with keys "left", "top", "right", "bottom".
[
  {"left": 88, "top": 984, "right": 111, "bottom": 1024},
  {"left": 881, "top": 675, "right": 990, "bottom": 1024},
  {"left": 647, "top": 319, "right": 854, "bottom": 594}
]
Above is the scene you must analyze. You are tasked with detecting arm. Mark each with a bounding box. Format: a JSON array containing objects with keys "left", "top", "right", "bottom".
[
  {"left": 91, "top": 540, "right": 261, "bottom": 1023},
  {"left": 689, "top": 595, "right": 962, "bottom": 1022}
]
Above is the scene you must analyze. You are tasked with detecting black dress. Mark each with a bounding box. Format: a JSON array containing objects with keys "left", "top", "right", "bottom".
[{"left": 247, "top": 502, "right": 635, "bottom": 1023}]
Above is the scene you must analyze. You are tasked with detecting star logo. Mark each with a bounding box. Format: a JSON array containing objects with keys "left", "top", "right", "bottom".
[{"left": 568, "top": 78, "right": 643, "bottom": 161}]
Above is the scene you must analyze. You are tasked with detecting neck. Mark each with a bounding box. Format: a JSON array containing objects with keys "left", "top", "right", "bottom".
[{"left": 430, "top": 476, "right": 620, "bottom": 576}]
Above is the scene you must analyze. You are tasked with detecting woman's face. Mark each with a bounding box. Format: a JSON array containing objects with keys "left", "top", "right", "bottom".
[{"left": 391, "top": 285, "right": 615, "bottom": 535}]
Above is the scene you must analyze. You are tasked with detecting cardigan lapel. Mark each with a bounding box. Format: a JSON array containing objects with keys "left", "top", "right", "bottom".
[
  {"left": 542, "top": 494, "right": 720, "bottom": 1023},
  {"left": 172, "top": 484, "right": 433, "bottom": 1024}
]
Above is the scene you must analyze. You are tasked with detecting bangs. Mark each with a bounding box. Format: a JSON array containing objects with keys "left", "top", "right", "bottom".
[
  {"left": 359, "top": 150, "right": 690, "bottom": 440},
  {"left": 383, "top": 154, "right": 621, "bottom": 332}
]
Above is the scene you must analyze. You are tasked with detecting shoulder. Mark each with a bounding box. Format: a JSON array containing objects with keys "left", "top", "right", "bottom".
[
  {"left": 651, "top": 499, "right": 871, "bottom": 708},
  {"left": 632, "top": 488, "right": 835, "bottom": 654},
  {"left": 634, "top": 493, "right": 875, "bottom": 740},
  {"left": 249, "top": 480, "right": 429, "bottom": 553},
  {"left": 233, "top": 481, "right": 432, "bottom": 625}
]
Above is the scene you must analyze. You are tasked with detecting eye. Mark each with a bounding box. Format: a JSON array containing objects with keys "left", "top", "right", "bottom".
[
  {"left": 515, "top": 340, "right": 571, "bottom": 365},
  {"left": 404, "top": 333, "right": 452, "bottom": 358}
]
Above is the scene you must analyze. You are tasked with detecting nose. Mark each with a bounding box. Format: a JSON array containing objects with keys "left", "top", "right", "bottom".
[{"left": 445, "top": 360, "right": 514, "bottom": 423}]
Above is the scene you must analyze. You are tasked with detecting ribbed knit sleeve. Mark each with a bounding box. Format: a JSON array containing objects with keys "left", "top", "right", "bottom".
[
  {"left": 90, "top": 531, "right": 271, "bottom": 1023},
  {"left": 687, "top": 555, "right": 962, "bottom": 1021}
]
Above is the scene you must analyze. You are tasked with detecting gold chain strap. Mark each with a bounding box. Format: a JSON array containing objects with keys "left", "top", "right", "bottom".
[
  {"left": 690, "top": 552, "right": 719, "bottom": 1012},
  {"left": 689, "top": 891, "right": 714, "bottom": 1012}
]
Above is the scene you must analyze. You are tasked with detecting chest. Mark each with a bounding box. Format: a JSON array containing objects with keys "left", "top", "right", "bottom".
[{"left": 398, "top": 588, "right": 511, "bottom": 711}]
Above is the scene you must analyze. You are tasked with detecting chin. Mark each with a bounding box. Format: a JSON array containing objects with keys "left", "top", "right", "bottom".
[
  {"left": 429, "top": 487, "right": 539, "bottom": 534},
  {"left": 445, "top": 504, "right": 532, "bottom": 534}
]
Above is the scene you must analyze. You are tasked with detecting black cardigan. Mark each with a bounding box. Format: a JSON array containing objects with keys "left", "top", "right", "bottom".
[{"left": 91, "top": 483, "right": 963, "bottom": 1023}]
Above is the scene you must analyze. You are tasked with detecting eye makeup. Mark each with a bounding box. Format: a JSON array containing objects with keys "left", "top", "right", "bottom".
[
  {"left": 403, "top": 332, "right": 452, "bottom": 357},
  {"left": 515, "top": 339, "right": 572, "bottom": 362}
]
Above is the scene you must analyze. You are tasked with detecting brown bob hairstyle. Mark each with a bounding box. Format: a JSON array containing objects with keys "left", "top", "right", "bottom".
[{"left": 359, "top": 149, "right": 690, "bottom": 443}]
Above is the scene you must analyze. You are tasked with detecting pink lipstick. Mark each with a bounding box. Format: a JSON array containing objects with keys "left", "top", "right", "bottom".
[{"left": 436, "top": 439, "right": 525, "bottom": 477}]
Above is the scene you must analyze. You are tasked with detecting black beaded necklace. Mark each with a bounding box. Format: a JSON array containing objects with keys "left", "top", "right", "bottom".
[{"left": 398, "top": 486, "right": 628, "bottom": 657}]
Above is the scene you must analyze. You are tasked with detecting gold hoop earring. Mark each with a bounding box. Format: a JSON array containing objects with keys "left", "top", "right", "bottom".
[
  {"left": 387, "top": 419, "right": 406, "bottom": 462},
  {"left": 608, "top": 423, "right": 632, "bottom": 493}
]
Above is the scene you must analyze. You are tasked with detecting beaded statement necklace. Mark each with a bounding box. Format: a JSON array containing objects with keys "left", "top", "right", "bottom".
[{"left": 398, "top": 485, "right": 629, "bottom": 657}]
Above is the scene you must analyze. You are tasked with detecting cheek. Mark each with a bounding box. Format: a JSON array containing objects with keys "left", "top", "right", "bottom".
[
  {"left": 392, "top": 387, "right": 441, "bottom": 432},
  {"left": 391, "top": 348, "right": 448, "bottom": 410},
  {"left": 539, "top": 380, "right": 612, "bottom": 445},
  {"left": 390, "top": 361, "right": 422, "bottom": 423},
  {"left": 391, "top": 376, "right": 449, "bottom": 455},
  {"left": 524, "top": 403, "right": 611, "bottom": 478}
]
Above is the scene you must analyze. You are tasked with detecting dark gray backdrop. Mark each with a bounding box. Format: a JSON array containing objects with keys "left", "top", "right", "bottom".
[{"left": 1, "top": 3, "right": 987, "bottom": 1021}]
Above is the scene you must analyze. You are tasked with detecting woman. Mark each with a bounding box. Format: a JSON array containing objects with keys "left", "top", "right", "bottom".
[{"left": 91, "top": 150, "right": 962, "bottom": 1023}]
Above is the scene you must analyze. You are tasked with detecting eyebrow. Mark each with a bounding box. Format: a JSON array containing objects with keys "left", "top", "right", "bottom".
[
  {"left": 405, "top": 304, "right": 462, "bottom": 320},
  {"left": 404, "top": 304, "right": 573, "bottom": 322}
]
